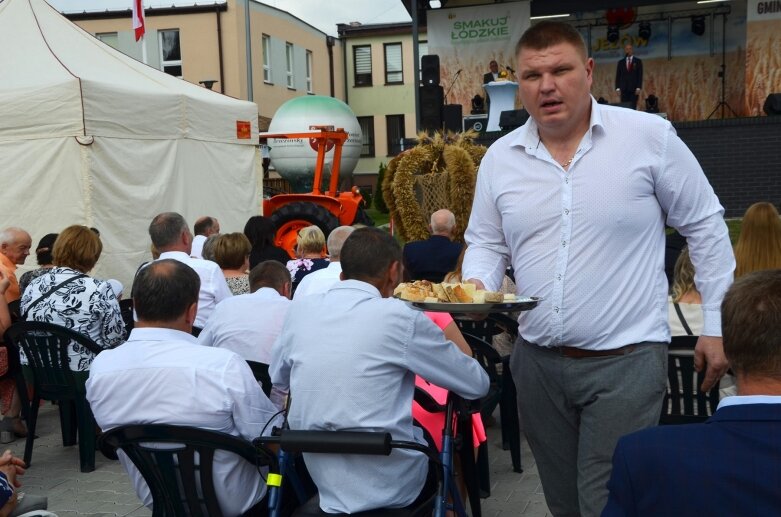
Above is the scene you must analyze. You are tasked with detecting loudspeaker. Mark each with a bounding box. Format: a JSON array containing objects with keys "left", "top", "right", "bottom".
[
  {"left": 499, "top": 109, "right": 529, "bottom": 131},
  {"left": 442, "top": 104, "right": 463, "bottom": 132},
  {"left": 764, "top": 93, "right": 781, "bottom": 116},
  {"left": 421, "top": 54, "right": 440, "bottom": 86},
  {"left": 463, "top": 115, "right": 488, "bottom": 133},
  {"left": 420, "top": 85, "right": 443, "bottom": 131}
]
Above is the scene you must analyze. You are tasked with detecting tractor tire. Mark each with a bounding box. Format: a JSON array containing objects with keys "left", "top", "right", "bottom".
[
  {"left": 270, "top": 202, "right": 339, "bottom": 238},
  {"left": 352, "top": 208, "right": 375, "bottom": 227}
]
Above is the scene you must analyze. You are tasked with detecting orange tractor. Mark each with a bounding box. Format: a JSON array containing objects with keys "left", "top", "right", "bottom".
[{"left": 261, "top": 126, "right": 372, "bottom": 257}]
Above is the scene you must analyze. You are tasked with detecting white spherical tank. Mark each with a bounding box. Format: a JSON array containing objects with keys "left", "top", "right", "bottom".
[{"left": 267, "top": 96, "right": 362, "bottom": 193}]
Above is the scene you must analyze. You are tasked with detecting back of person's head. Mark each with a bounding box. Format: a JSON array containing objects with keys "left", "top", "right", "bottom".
[
  {"left": 734, "top": 202, "right": 781, "bottom": 278},
  {"left": 296, "top": 225, "right": 326, "bottom": 256},
  {"left": 341, "top": 227, "right": 402, "bottom": 282},
  {"left": 201, "top": 234, "right": 219, "bottom": 262},
  {"left": 194, "top": 216, "right": 218, "bottom": 237},
  {"left": 52, "top": 225, "right": 102, "bottom": 273},
  {"left": 430, "top": 209, "right": 456, "bottom": 237},
  {"left": 326, "top": 226, "right": 355, "bottom": 260},
  {"left": 249, "top": 260, "right": 290, "bottom": 293},
  {"left": 243, "top": 216, "right": 277, "bottom": 248},
  {"left": 722, "top": 269, "right": 781, "bottom": 380},
  {"left": 213, "top": 233, "right": 251, "bottom": 270},
  {"left": 35, "top": 233, "right": 58, "bottom": 266},
  {"left": 134, "top": 259, "right": 200, "bottom": 322},
  {"left": 515, "top": 20, "right": 587, "bottom": 60},
  {"left": 671, "top": 246, "right": 697, "bottom": 302},
  {"left": 149, "top": 212, "right": 189, "bottom": 249}
]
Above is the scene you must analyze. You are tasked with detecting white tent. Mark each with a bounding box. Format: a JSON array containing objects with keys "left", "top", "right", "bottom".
[{"left": 0, "top": 0, "right": 260, "bottom": 291}]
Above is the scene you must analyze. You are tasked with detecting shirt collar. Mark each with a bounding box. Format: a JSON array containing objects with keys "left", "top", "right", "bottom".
[
  {"left": 251, "top": 287, "right": 288, "bottom": 300},
  {"left": 127, "top": 326, "right": 199, "bottom": 344},
  {"left": 510, "top": 96, "right": 605, "bottom": 155},
  {"left": 330, "top": 278, "right": 382, "bottom": 298},
  {"left": 717, "top": 395, "right": 781, "bottom": 410},
  {"left": 158, "top": 251, "right": 190, "bottom": 261}
]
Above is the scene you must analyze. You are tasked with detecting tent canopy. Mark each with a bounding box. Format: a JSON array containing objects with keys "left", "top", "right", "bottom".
[{"left": 0, "top": 0, "right": 261, "bottom": 293}]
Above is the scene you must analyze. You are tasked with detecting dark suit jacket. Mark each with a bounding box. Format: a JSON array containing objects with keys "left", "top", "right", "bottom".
[
  {"left": 615, "top": 56, "right": 643, "bottom": 92},
  {"left": 403, "top": 235, "right": 463, "bottom": 283},
  {"left": 603, "top": 403, "right": 781, "bottom": 516},
  {"left": 483, "top": 72, "right": 495, "bottom": 85}
]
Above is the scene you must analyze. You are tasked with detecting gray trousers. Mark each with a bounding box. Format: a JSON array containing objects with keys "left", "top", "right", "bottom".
[{"left": 510, "top": 339, "right": 667, "bottom": 517}]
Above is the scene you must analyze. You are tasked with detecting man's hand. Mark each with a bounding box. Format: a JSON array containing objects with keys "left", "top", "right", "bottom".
[
  {"left": 0, "top": 450, "right": 25, "bottom": 488},
  {"left": 694, "top": 335, "right": 729, "bottom": 392},
  {"left": 463, "top": 278, "right": 487, "bottom": 320},
  {"left": 464, "top": 278, "right": 485, "bottom": 290}
]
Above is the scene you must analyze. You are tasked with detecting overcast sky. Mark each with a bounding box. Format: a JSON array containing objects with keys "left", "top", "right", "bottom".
[{"left": 47, "top": 0, "right": 412, "bottom": 36}]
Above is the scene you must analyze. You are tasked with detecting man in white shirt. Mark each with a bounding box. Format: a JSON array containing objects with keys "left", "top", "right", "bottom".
[
  {"left": 190, "top": 216, "right": 220, "bottom": 259},
  {"left": 271, "top": 227, "right": 489, "bottom": 514},
  {"left": 462, "top": 22, "right": 734, "bottom": 516},
  {"left": 87, "top": 259, "right": 281, "bottom": 516},
  {"left": 293, "top": 225, "right": 354, "bottom": 299},
  {"left": 199, "top": 260, "right": 291, "bottom": 364},
  {"left": 604, "top": 269, "right": 781, "bottom": 516},
  {"left": 146, "top": 212, "right": 231, "bottom": 330}
]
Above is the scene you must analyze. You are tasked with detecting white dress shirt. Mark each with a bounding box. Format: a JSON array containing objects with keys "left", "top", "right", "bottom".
[
  {"left": 463, "top": 98, "right": 734, "bottom": 350},
  {"left": 292, "top": 261, "right": 342, "bottom": 299},
  {"left": 198, "top": 287, "right": 290, "bottom": 364},
  {"left": 270, "top": 280, "right": 489, "bottom": 513},
  {"left": 189, "top": 234, "right": 207, "bottom": 259},
  {"left": 86, "top": 327, "right": 281, "bottom": 515},
  {"left": 157, "top": 251, "right": 232, "bottom": 328}
]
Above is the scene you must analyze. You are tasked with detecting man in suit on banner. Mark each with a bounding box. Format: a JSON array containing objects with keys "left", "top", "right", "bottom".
[
  {"left": 603, "top": 269, "right": 781, "bottom": 516},
  {"left": 614, "top": 43, "right": 642, "bottom": 109}
]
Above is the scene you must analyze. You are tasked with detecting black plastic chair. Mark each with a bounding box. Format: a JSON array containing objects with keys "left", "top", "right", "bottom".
[
  {"left": 456, "top": 315, "right": 522, "bottom": 474},
  {"left": 246, "top": 360, "right": 272, "bottom": 397},
  {"left": 99, "top": 424, "right": 277, "bottom": 517},
  {"left": 258, "top": 428, "right": 442, "bottom": 517},
  {"left": 3, "top": 321, "right": 105, "bottom": 472},
  {"left": 660, "top": 335, "right": 720, "bottom": 425}
]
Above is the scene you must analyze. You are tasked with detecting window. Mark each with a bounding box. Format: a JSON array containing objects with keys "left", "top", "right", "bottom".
[
  {"left": 96, "top": 32, "right": 119, "bottom": 50},
  {"left": 357, "top": 116, "right": 375, "bottom": 157},
  {"left": 386, "top": 115, "right": 405, "bottom": 156},
  {"left": 305, "top": 50, "right": 313, "bottom": 93},
  {"left": 262, "top": 34, "right": 271, "bottom": 83},
  {"left": 418, "top": 41, "right": 428, "bottom": 80},
  {"left": 159, "top": 29, "right": 182, "bottom": 78},
  {"left": 353, "top": 45, "right": 372, "bottom": 86},
  {"left": 384, "top": 43, "right": 403, "bottom": 84},
  {"left": 285, "top": 42, "right": 295, "bottom": 89}
]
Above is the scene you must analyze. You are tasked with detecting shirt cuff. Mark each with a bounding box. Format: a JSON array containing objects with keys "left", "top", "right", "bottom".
[{"left": 701, "top": 308, "right": 722, "bottom": 337}]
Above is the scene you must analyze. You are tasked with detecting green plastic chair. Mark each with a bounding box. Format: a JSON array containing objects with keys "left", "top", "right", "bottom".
[{"left": 3, "top": 321, "right": 105, "bottom": 472}]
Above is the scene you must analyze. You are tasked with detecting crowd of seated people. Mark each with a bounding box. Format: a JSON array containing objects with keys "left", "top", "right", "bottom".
[{"left": 2, "top": 200, "right": 780, "bottom": 516}]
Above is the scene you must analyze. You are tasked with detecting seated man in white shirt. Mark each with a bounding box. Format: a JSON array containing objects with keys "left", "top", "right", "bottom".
[
  {"left": 87, "top": 259, "right": 281, "bottom": 516},
  {"left": 190, "top": 215, "right": 220, "bottom": 259},
  {"left": 293, "top": 225, "right": 354, "bottom": 299},
  {"left": 270, "top": 227, "right": 490, "bottom": 514},
  {"left": 146, "top": 212, "right": 232, "bottom": 331},
  {"left": 199, "top": 260, "right": 291, "bottom": 364}
]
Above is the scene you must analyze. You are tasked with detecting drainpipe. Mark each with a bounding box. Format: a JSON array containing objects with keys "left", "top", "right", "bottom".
[
  {"left": 216, "top": 4, "right": 225, "bottom": 93},
  {"left": 340, "top": 29, "right": 348, "bottom": 103},
  {"left": 327, "top": 35, "right": 335, "bottom": 97}
]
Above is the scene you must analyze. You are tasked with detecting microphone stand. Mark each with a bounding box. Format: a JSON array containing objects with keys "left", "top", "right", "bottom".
[{"left": 444, "top": 70, "right": 462, "bottom": 105}]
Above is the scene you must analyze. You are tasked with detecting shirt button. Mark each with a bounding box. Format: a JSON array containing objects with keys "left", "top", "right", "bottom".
[
  {"left": 557, "top": 274, "right": 562, "bottom": 281},
  {"left": 564, "top": 209, "right": 570, "bottom": 215},
  {"left": 553, "top": 306, "right": 559, "bottom": 313},
  {"left": 565, "top": 178, "right": 569, "bottom": 184},
  {"left": 562, "top": 241, "right": 567, "bottom": 247}
]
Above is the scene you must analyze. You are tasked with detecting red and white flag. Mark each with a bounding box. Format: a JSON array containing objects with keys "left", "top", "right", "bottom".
[{"left": 132, "top": 0, "right": 145, "bottom": 41}]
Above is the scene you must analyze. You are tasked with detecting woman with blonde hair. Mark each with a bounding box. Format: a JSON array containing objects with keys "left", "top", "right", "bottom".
[
  {"left": 213, "top": 233, "right": 252, "bottom": 295},
  {"left": 286, "top": 225, "right": 329, "bottom": 292},
  {"left": 21, "top": 225, "right": 125, "bottom": 371},
  {"left": 734, "top": 202, "right": 781, "bottom": 278}
]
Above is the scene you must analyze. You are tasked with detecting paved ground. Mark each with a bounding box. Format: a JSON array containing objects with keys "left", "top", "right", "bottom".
[{"left": 5, "top": 404, "right": 550, "bottom": 516}]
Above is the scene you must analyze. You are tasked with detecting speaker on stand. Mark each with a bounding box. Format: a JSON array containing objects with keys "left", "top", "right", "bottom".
[
  {"left": 420, "top": 85, "right": 444, "bottom": 132},
  {"left": 421, "top": 54, "right": 440, "bottom": 87}
]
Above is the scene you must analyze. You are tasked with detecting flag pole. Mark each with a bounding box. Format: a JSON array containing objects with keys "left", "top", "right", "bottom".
[{"left": 141, "top": 34, "right": 148, "bottom": 65}]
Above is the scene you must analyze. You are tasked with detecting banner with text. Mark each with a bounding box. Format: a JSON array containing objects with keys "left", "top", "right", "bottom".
[{"left": 428, "top": 1, "right": 530, "bottom": 113}]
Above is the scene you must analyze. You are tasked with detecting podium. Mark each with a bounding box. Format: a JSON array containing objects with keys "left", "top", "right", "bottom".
[{"left": 484, "top": 81, "right": 518, "bottom": 132}]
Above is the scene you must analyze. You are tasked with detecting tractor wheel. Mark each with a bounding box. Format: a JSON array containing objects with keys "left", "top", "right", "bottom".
[
  {"left": 270, "top": 202, "right": 339, "bottom": 257},
  {"left": 352, "top": 208, "right": 375, "bottom": 227}
]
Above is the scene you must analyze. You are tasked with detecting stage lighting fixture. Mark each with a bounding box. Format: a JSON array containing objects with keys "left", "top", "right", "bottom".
[
  {"left": 691, "top": 16, "right": 706, "bottom": 36},
  {"left": 639, "top": 21, "right": 651, "bottom": 40},
  {"left": 607, "top": 25, "right": 619, "bottom": 43}
]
